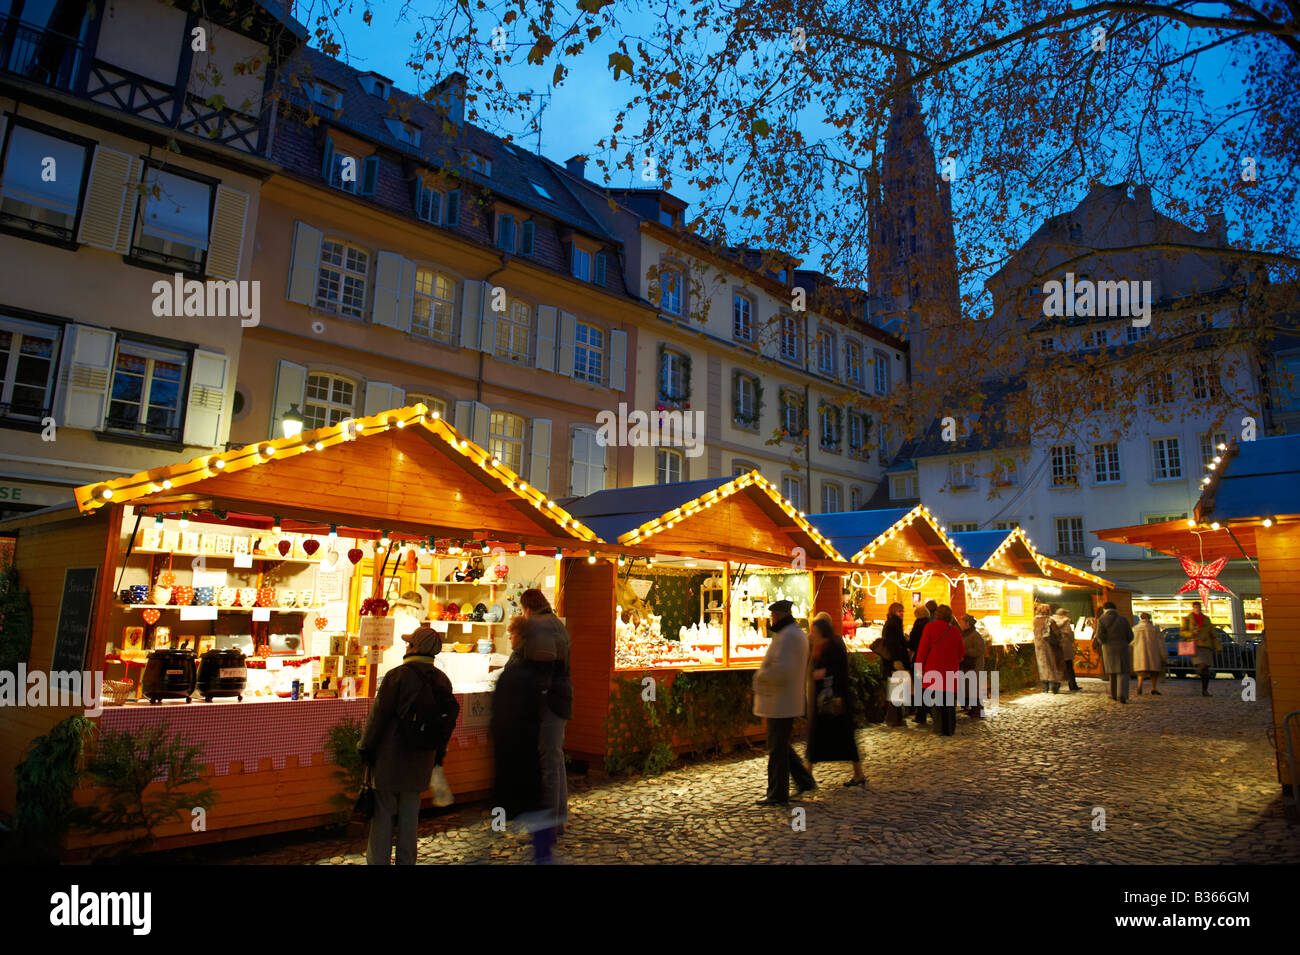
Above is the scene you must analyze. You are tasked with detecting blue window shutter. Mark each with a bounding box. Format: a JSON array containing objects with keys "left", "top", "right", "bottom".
[
  {"left": 361, "top": 156, "right": 380, "bottom": 196},
  {"left": 521, "top": 220, "right": 534, "bottom": 255},
  {"left": 594, "top": 252, "right": 607, "bottom": 285},
  {"left": 320, "top": 137, "right": 335, "bottom": 181},
  {"left": 497, "top": 214, "right": 514, "bottom": 251},
  {"left": 446, "top": 189, "right": 460, "bottom": 226}
]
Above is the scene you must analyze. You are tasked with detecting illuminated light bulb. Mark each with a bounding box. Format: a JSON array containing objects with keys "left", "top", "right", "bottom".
[
  {"left": 431, "top": 410, "right": 441, "bottom": 420},
  {"left": 162, "top": 479, "right": 172, "bottom": 490},
  {"left": 1262, "top": 518, "right": 1273, "bottom": 528},
  {"left": 1217, "top": 443, "right": 1226, "bottom": 451},
  {"left": 519, "top": 482, "right": 528, "bottom": 492},
  {"left": 380, "top": 531, "right": 391, "bottom": 547},
  {"left": 100, "top": 486, "right": 114, "bottom": 500},
  {"left": 272, "top": 517, "right": 282, "bottom": 535},
  {"left": 328, "top": 524, "right": 338, "bottom": 539},
  {"left": 587, "top": 552, "right": 597, "bottom": 564},
  {"left": 154, "top": 514, "right": 164, "bottom": 528},
  {"left": 1186, "top": 519, "right": 1196, "bottom": 527},
  {"left": 555, "top": 548, "right": 563, "bottom": 560},
  {"left": 518, "top": 544, "right": 527, "bottom": 557},
  {"left": 1211, "top": 522, "right": 1220, "bottom": 530},
  {"left": 617, "top": 555, "right": 626, "bottom": 566},
  {"left": 260, "top": 444, "right": 274, "bottom": 458},
  {"left": 179, "top": 511, "right": 190, "bottom": 529},
  {"left": 491, "top": 457, "right": 501, "bottom": 468},
  {"left": 458, "top": 440, "right": 468, "bottom": 449},
  {"left": 481, "top": 541, "right": 490, "bottom": 554},
  {"left": 314, "top": 441, "right": 324, "bottom": 451}
]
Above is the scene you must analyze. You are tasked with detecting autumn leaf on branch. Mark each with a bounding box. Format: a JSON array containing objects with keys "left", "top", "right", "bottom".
[{"left": 609, "top": 51, "right": 634, "bottom": 80}]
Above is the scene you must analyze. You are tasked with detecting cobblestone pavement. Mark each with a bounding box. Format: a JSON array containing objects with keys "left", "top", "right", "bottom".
[{"left": 224, "top": 677, "right": 1300, "bottom": 865}]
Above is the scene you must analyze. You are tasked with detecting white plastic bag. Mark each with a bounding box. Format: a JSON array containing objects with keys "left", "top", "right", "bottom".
[
  {"left": 430, "top": 765, "right": 454, "bottom": 807},
  {"left": 887, "top": 669, "right": 912, "bottom": 707}
]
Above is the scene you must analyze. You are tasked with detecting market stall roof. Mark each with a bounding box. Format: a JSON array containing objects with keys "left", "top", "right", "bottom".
[
  {"left": 808, "top": 505, "right": 970, "bottom": 567},
  {"left": 71, "top": 404, "right": 599, "bottom": 547},
  {"left": 950, "top": 527, "right": 1113, "bottom": 589},
  {"left": 1096, "top": 434, "right": 1300, "bottom": 561},
  {"left": 564, "top": 471, "right": 845, "bottom": 563}
]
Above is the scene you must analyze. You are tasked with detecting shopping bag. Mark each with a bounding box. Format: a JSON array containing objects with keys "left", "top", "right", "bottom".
[
  {"left": 887, "top": 669, "right": 911, "bottom": 706},
  {"left": 430, "top": 765, "right": 454, "bottom": 807},
  {"left": 1177, "top": 640, "right": 1196, "bottom": 657}
]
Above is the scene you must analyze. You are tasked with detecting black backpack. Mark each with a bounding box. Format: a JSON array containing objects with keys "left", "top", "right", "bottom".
[{"left": 398, "top": 665, "right": 460, "bottom": 751}]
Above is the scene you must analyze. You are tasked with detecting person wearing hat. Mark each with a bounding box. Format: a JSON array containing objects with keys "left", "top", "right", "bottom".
[
  {"left": 359, "top": 626, "right": 459, "bottom": 864},
  {"left": 753, "top": 599, "right": 816, "bottom": 805},
  {"left": 1051, "top": 608, "right": 1080, "bottom": 692}
]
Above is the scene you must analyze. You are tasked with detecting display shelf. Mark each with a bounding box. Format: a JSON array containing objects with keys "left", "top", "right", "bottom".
[
  {"left": 129, "top": 548, "right": 325, "bottom": 564},
  {"left": 118, "top": 603, "right": 318, "bottom": 612}
]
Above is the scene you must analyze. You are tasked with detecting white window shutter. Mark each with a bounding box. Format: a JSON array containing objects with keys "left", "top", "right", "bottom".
[
  {"left": 460, "top": 280, "right": 484, "bottom": 350},
  {"left": 570, "top": 427, "right": 589, "bottom": 496},
  {"left": 530, "top": 418, "right": 552, "bottom": 495},
  {"left": 56, "top": 324, "right": 116, "bottom": 429},
  {"left": 205, "top": 185, "right": 249, "bottom": 280},
  {"left": 609, "top": 329, "right": 627, "bottom": 391},
  {"left": 372, "top": 251, "right": 404, "bottom": 329},
  {"left": 557, "top": 311, "right": 576, "bottom": 377},
  {"left": 454, "top": 400, "right": 473, "bottom": 436},
  {"left": 536, "top": 305, "right": 557, "bottom": 372},
  {"left": 471, "top": 401, "right": 490, "bottom": 448},
  {"left": 76, "top": 146, "right": 141, "bottom": 253},
  {"left": 364, "top": 380, "right": 403, "bottom": 417},
  {"left": 182, "top": 349, "right": 229, "bottom": 447},
  {"left": 395, "top": 257, "right": 415, "bottom": 332},
  {"left": 479, "top": 293, "right": 497, "bottom": 355},
  {"left": 271, "top": 359, "right": 307, "bottom": 438},
  {"left": 286, "top": 221, "right": 323, "bottom": 305}
]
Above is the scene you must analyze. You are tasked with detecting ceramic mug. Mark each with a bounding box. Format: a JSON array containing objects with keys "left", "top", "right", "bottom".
[
  {"left": 130, "top": 584, "right": 149, "bottom": 604},
  {"left": 171, "top": 585, "right": 194, "bottom": 606},
  {"left": 153, "top": 585, "right": 172, "bottom": 606},
  {"left": 255, "top": 587, "right": 276, "bottom": 608},
  {"left": 216, "top": 587, "right": 236, "bottom": 607},
  {"left": 279, "top": 589, "right": 297, "bottom": 608},
  {"left": 237, "top": 587, "right": 257, "bottom": 608},
  {"left": 195, "top": 586, "right": 215, "bottom": 606}
]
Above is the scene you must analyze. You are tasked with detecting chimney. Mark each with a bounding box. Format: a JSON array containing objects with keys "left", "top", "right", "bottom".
[
  {"left": 565, "top": 155, "right": 587, "bottom": 179},
  {"left": 1132, "top": 183, "right": 1155, "bottom": 243},
  {"left": 432, "top": 72, "right": 466, "bottom": 126}
]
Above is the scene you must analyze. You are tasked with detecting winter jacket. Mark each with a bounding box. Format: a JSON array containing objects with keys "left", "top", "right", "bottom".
[
  {"left": 881, "top": 614, "right": 911, "bottom": 670},
  {"left": 491, "top": 657, "right": 543, "bottom": 819},
  {"left": 523, "top": 609, "right": 573, "bottom": 719},
  {"left": 1131, "top": 621, "right": 1166, "bottom": 673},
  {"left": 961, "top": 626, "right": 986, "bottom": 671},
  {"left": 906, "top": 615, "right": 931, "bottom": 657},
  {"left": 1097, "top": 609, "right": 1135, "bottom": 675},
  {"left": 1180, "top": 612, "right": 1220, "bottom": 651},
  {"left": 915, "top": 619, "right": 965, "bottom": 693},
  {"left": 1033, "top": 613, "right": 1066, "bottom": 682},
  {"left": 360, "top": 655, "right": 458, "bottom": 793},
  {"left": 753, "top": 615, "right": 809, "bottom": 718}
]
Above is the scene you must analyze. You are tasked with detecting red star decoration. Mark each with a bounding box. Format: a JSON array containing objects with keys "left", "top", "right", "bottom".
[{"left": 1175, "top": 556, "right": 1235, "bottom": 604}]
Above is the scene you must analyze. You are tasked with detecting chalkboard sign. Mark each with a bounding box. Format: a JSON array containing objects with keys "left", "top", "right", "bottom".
[{"left": 51, "top": 567, "right": 98, "bottom": 672}]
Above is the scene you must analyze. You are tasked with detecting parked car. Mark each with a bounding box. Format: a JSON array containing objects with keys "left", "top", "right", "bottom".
[{"left": 1160, "top": 626, "right": 1258, "bottom": 678}]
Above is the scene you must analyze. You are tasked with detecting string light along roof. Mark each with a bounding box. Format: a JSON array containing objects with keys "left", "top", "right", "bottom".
[
  {"left": 72, "top": 404, "right": 600, "bottom": 543},
  {"left": 564, "top": 470, "right": 845, "bottom": 560},
  {"left": 979, "top": 526, "right": 1112, "bottom": 589},
  {"left": 810, "top": 505, "right": 970, "bottom": 567}
]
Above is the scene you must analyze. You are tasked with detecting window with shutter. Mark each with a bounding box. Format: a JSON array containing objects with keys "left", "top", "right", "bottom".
[
  {"left": 0, "top": 124, "right": 89, "bottom": 242},
  {"left": 132, "top": 167, "right": 213, "bottom": 275},
  {"left": 0, "top": 317, "right": 61, "bottom": 422},
  {"left": 521, "top": 220, "right": 535, "bottom": 255},
  {"left": 106, "top": 340, "right": 188, "bottom": 441},
  {"left": 445, "top": 189, "right": 460, "bottom": 226}
]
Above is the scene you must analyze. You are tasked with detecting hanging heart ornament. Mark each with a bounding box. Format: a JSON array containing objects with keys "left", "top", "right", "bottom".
[
  {"left": 314, "top": 615, "right": 329, "bottom": 631},
  {"left": 302, "top": 539, "right": 320, "bottom": 557},
  {"left": 322, "top": 549, "right": 340, "bottom": 570},
  {"left": 278, "top": 539, "right": 292, "bottom": 556},
  {"left": 141, "top": 608, "right": 161, "bottom": 625},
  {"left": 347, "top": 548, "right": 363, "bottom": 565}
]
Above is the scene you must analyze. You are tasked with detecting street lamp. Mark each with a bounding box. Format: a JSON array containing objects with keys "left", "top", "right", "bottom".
[{"left": 281, "top": 404, "right": 305, "bottom": 440}]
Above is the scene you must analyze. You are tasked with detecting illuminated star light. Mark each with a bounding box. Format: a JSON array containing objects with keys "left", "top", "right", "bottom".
[{"left": 1174, "top": 556, "right": 1235, "bottom": 604}]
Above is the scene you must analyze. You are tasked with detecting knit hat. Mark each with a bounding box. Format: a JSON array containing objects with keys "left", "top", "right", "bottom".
[{"left": 404, "top": 626, "right": 442, "bottom": 657}]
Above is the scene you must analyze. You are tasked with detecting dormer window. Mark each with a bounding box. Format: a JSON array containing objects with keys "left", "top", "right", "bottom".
[
  {"left": 359, "top": 74, "right": 391, "bottom": 99},
  {"left": 658, "top": 207, "right": 675, "bottom": 227},
  {"left": 462, "top": 151, "right": 491, "bottom": 178},
  {"left": 306, "top": 83, "right": 342, "bottom": 111},
  {"left": 384, "top": 119, "right": 421, "bottom": 148}
]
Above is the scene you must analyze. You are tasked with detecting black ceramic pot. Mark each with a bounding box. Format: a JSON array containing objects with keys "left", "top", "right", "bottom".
[
  {"left": 196, "top": 648, "right": 247, "bottom": 702},
  {"left": 142, "top": 649, "right": 197, "bottom": 704}
]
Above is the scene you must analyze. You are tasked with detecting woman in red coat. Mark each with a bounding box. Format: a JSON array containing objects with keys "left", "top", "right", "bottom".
[{"left": 915, "top": 605, "right": 965, "bottom": 736}]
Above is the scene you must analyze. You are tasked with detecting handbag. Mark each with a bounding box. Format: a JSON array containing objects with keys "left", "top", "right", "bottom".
[
  {"left": 1177, "top": 640, "right": 1197, "bottom": 657},
  {"left": 816, "top": 676, "right": 844, "bottom": 716},
  {"left": 430, "top": 765, "right": 454, "bottom": 807},
  {"left": 353, "top": 766, "right": 376, "bottom": 820},
  {"left": 869, "top": 637, "right": 890, "bottom": 659}
]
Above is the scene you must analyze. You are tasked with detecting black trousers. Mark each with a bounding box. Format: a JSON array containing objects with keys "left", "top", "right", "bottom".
[
  {"left": 766, "top": 717, "right": 815, "bottom": 801},
  {"left": 1063, "top": 660, "right": 1079, "bottom": 690},
  {"left": 930, "top": 696, "right": 957, "bottom": 735}
]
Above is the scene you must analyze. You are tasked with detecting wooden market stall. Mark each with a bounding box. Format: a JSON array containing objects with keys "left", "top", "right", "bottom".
[
  {"left": 559, "top": 472, "right": 852, "bottom": 761},
  {"left": 1096, "top": 434, "right": 1300, "bottom": 799},
  {"left": 0, "top": 403, "right": 595, "bottom": 850}
]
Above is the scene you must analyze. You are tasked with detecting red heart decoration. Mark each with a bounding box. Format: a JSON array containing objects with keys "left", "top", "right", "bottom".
[
  {"left": 315, "top": 616, "right": 329, "bottom": 631},
  {"left": 302, "top": 539, "right": 320, "bottom": 556},
  {"left": 278, "top": 540, "right": 292, "bottom": 556},
  {"left": 347, "top": 548, "right": 363, "bottom": 565},
  {"left": 141, "top": 608, "right": 160, "bottom": 625}
]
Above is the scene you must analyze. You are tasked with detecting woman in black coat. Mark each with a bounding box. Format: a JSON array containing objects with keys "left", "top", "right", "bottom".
[
  {"left": 805, "top": 615, "right": 866, "bottom": 787},
  {"left": 906, "top": 604, "right": 931, "bottom": 725},
  {"left": 880, "top": 602, "right": 911, "bottom": 726},
  {"left": 491, "top": 617, "right": 552, "bottom": 861}
]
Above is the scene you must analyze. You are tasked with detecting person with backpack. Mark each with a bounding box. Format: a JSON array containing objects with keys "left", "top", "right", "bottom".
[{"left": 359, "top": 626, "right": 459, "bottom": 865}]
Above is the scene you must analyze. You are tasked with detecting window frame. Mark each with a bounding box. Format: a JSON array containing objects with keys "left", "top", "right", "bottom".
[
  {"left": 0, "top": 315, "right": 62, "bottom": 424},
  {"left": 781, "top": 474, "right": 804, "bottom": 510},
  {"left": 1054, "top": 516, "right": 1085, "bottom": 556},
  {"left": 659, "top": 263, "right": 684, "bottom": 316},
  {"left": 1150, "top": 436, "right": 1183, "bottom": 481},
  {"left": 873, "top": 349, "right": 890, "bottom": 394},
  {"left": 1199, "top": 430, "right": 1228, "bottom": 469},
  {"left": 571, "top": 246, "right": 591, "bottom": 281},
  {"left": 815, "top": 326, "right": 836, "bottom": 376},
  {"left": 302, "top": 372, "right": 358, "bottom": 431},
  {"left": 733, "top": 372, "right": 759, "bottom": 427},
  {"left": 1049, "top": 444, "right": 1079, "bottom": 487},
  {"left": 411, "top": 267, "right": 456, "bottom": 343},
  {"left": 0, "top": 121, "right": 92, "bottom": 245},
  {"left": 779, "top": 388, "right": 805, "bottom": 436},
  {"left": 315, "top": 239, "right": 371, "bottom": 319},
  {"left": 656, "top": 447, "right": 684, "bottom": 484},
  {"left": 131, "top": 163, "right": 216, "bottom": 276},
  {"left": 495, "top": 298, "right": 532, "bottom": 364},
  {"left": 659, "top": 348, "right": 688, "bottom": 404},
  {"left": 573, "top": 321, "right": 605, "bottom": 384},
  {"left": 1092, "top": 441, "right": 1122, "bottom": 484},
  {"left": 416, "top": 183, "right": 443, "bottom": 225},
  {"left": 820, "top": 482, "right": 842, "bottom": 514},
  {"left": 105, "top": 339, "right": 189, "bottom": 441},
  {"left": 888, "top": 473, "right": 915, "bottom": 500},
  {"left": 779, "top": 314, "right": 802, "bottom": 364},
  {"left": 488, "top": 410, "right": 526, "bottom": 473},
  {"left": 732, "top": 292, "right": 755, "bottom": 343},
  {"left": 845, "top": 340, "right": 865, "bottom": 388}
]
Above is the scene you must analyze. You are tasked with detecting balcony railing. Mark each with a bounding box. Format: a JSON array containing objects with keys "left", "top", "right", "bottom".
[{"left": 0, "top": 16, "right": 85, "bottom": 91}]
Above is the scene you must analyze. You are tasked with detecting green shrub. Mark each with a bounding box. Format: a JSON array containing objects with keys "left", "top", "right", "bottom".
[
  {"left": 13, "top": 714, "right": 95, "bottom": 858},
  {"left": 846, "top": 653, "right": 885, "bottom": 726},
  {"left": 0, "top": 563, "right": 33, "bottom": 676},
  {"left": 325, "top": 718, "right": 365, "bottom": 819}
]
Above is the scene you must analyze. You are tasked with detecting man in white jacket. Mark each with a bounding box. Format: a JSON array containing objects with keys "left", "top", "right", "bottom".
[{"left": 753, "top": 600, "right": 816, "bottom": 805}]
